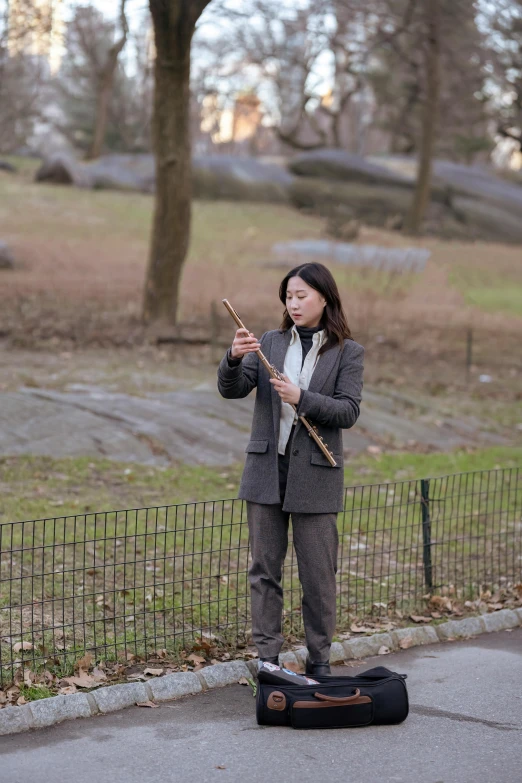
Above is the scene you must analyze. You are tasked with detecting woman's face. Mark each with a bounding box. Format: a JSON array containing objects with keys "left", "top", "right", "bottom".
[{"left": 285, "top": 276, "right": 326, "bottom": 328}]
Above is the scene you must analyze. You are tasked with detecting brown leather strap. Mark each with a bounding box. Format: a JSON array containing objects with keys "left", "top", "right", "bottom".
[{"left": 313, "top": 689, "right": 361, "bottom": 705}]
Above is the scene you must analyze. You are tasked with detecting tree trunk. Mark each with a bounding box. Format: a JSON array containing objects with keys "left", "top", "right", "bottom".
[
  {"left": 403, "top": 1, "right": 441, "bottom": 235},
  {"left": 143, "top": 1, "right": 212, "bottom": 326},
  {"left": 88, "top": 74, "right": 114, "bottom": 160},
  {"left": 86, "top": 0, "right": 128, "bottom": 161}
]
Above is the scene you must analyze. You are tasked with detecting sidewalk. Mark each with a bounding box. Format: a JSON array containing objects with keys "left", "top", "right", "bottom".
[{"left": 1, "top": 629, "right": 521, "bottom": 783}]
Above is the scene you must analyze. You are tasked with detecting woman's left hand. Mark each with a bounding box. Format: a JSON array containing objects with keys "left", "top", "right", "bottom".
[{"left": 270, "top": 375, "right": 301, "bottom": 405}]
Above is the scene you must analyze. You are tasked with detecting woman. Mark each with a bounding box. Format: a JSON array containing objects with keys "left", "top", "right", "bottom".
[{"left": 217, "top": 262, "right": 364, "bottom": 676}]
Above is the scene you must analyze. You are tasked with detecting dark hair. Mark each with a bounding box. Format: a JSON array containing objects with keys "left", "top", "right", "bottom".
[{"left": 279, "top": 262, "right": 352, "bottom": 354}]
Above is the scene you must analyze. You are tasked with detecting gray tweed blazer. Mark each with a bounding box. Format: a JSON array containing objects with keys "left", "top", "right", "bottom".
[{"left": 217, "top": 329, "right": 365, "bottom": 514}]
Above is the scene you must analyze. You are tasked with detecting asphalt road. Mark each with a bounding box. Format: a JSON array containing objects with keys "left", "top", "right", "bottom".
[{"left": 1, "top": 630, "right": 521, "bottom": 783}]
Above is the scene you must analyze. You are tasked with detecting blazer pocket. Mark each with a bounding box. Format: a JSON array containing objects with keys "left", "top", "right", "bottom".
[
  {"left": 245, "top": 439, "right": 269, "bottom": 454},
  {"left": 310, "top": 452, "right": 343, "bottom": 468}
]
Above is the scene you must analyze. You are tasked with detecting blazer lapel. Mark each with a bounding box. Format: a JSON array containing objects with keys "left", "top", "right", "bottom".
[
  {"left": 269, "top": 329, "right": 292, "bottom": 441},
  {"left": 294, "top": 342, "right": 341, "bottom": 436},
  {"left": 307, "top": 343, "right": 341, "bottom": 395}
]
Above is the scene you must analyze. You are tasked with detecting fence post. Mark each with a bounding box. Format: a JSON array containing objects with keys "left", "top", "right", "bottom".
[
  {"left": 420, "top": 478, "right": 433, "bottom": 590},
  {"left": 466, "top": 326, "right": 473, "bottom": 383}
]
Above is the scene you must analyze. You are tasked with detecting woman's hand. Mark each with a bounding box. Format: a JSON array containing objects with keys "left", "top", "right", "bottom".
[
  {"left": 270, "top": 375, "right": 301, "bottom": 405},
  {"left": 230, "top": 328, "right": 261, "bottom": 359}
]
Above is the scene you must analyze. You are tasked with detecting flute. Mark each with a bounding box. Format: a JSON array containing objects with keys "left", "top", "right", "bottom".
[{"left": 222, "top": 299, "right": 337, "bottom": 468}]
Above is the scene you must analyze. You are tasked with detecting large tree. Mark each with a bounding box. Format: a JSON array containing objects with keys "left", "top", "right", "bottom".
[
  {"left": 86, "top": 0, "right": 129, "bottom": 160},
  {"left": 403, "top": 0, "right": 441, "bottom": 234},
  {"left": 143, "top": 0, "right": 213, "bottom": 327}
]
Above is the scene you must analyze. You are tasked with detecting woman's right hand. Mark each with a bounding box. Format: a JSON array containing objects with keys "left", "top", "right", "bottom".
[{"left": 230, "top": 328, "right": 261, "bottom": 359}]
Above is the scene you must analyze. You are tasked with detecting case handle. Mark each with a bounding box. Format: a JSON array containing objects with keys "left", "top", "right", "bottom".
[{"left": 313, "top": 688, "right": 361, "bottom": 705}]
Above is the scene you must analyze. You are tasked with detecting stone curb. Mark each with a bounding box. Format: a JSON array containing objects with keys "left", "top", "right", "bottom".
[{"left": 1, "top": 608, "right": 521, "bottom": 736}]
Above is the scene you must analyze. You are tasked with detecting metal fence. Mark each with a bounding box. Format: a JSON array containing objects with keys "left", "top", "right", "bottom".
[{"left": 1, "top": 466, "right": 520, "bottom": 686}]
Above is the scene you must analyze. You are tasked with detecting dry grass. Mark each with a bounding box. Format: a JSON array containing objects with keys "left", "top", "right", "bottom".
[{"left": 1, "top": 170, "right": 521, "bottom": 404}]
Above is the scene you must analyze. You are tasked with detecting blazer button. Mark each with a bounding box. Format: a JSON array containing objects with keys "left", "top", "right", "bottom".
[{"left": 292, "top": 448, "right": 299, "bottom": 456}]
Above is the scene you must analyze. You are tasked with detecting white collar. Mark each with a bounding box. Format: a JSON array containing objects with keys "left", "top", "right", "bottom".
[{"left": 290, "top": 323, "right": 326, "bottom": 346}]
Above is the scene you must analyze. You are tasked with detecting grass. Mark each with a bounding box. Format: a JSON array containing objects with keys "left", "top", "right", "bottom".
[
  {"left": 19, "top": 684, "right": 54, "bottom": 701},
  {"left": 1, "top": 448, "right": 520, "bottom": 688},
  {"left": 2, "top": 165, "right": 522, "bottom": 341},
  {"left": 1, "top": 447, "right": 521, "bottom": 525}
]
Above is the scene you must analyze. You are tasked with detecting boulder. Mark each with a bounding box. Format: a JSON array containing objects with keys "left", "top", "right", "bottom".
[
  {"left": 35, "top": 154, "right": 93, "bottom": 188},
  {"left": 35, "top": 153, "right": 155, "bottom": 192},
  {"left": 452, "top": 195, "right": 522, "bottom": 244},
  {"left": 35, "top": 153, "right": 293, "bottom": 202},
  {"left": 288, "top": 149, "right": 413, "bottom": 188},
  {"left": 193, "top": 155, "right": 293, "bottom": 203},
  {"left": 433, "top": 159, "right": 522, "bottom": 220},
  {"left": 289, "top": 177, "right": 412, "bottom": 223},
  {"left": 0, "top": 240, "right": 15, "bottom": 269}
]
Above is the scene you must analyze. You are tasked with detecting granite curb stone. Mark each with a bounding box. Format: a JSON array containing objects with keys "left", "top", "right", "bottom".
[
  {"left": 147, "top": 672, "right": 202, "bottom": 702},
  {"left": 344, "top": 632, "right": 395, "bottom": 660},
  {"left": 92, "top": 682, "right": 150, "bottom": 714},
  {"left": 1, "top": 609, "right": 521, "bottom": 736},
  {"left": 0, "top": 704, "right": 33, "bottom": 735},
  {"left": 392, "top": 625, "right": 439, "bottom": 647},
  {"left": 196, "top": 660, "right": 251, "bottom": 689},
  {"left": 435, "top": 617, "right": 485, "bottom": 640},
  {"left": 29, "top": 693, "right": 92, "bottom": 728},
  {"left": 482, "top": 608, "right": 519, "bottom": 633}
]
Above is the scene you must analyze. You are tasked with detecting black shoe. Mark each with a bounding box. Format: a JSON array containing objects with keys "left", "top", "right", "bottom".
[
  {"left": 259, "top": 655, "right": 279, "bottom": 666},
  {"left": 305, "top": 656, "right": 331, "bottom": 676}
]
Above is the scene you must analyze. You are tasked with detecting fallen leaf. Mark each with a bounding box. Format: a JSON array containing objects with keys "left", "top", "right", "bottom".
[
  {"left": 58, "top": 685, "right": 77, "bottom": 695},
  {"left": 488, "top": 603, "right": 503, "bottom": 611},
  {"left": 135, "top": 700, "right": 158, "bottom": 708},
  {"left": 0, "top": 691, "right": 6, "bottom": 705},
  {"left": 350, "top": 625, "right": 373, "bottom": 633},
  {"left": 16, "top": 696, "right": 27, "bottom": 706},
  {"left": 410, "top": 615, "right": 431, "bottom": 623},
  {"left": 63, "top": 673, "right": 97, "bottom": 688},
  {"left": 92, "top": 667, "right": 107, "bottom": 682},
  {"left": 430, "top": 612, "right": 442, "bottom": 619},
  {"left": 238, "top": 677, "right": 250, "bottom": 685},
  {"left": 429, "top": 595, "right": 452, "bottom": 612},
  {"left": 186, "top": 654, "right": 205, "bottom": 665},
  {"left": 216, "top": 766, "right": 226, "bottom": 770},
  {"left": 12, "top": 641, "right": 33, "bottom": 653},
  {"left": 76, "top": 652, "right": 94, "bottom": 673},
  {"left": 399, "top": 637, "right": 413, "bottom": 649},
  {"left": 143, "top": 668, "right": 163, "bottom": 677},
  {"left": 378, "top": 646, "right": 390, "bottom": 655}
]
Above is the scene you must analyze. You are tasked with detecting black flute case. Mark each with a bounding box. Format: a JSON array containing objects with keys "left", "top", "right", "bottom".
[{"left": 256, "top": 665, "right": 409, "bottom": 730}]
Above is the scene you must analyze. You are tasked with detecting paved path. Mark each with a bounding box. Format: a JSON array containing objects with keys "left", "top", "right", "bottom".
[
  {"left": 0, "top": 384, "right": 508, "bottom": 466},
  {"left": 1, "top": 630, "right": 521, "bottom": 783}
]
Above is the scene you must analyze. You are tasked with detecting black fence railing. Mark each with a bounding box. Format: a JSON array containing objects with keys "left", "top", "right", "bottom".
[{"left": 1, "top": 466, "right": 520, "bottom": 686}]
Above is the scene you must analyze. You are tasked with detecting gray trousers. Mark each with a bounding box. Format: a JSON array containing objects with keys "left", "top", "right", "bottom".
[{"left": 246, "top": 435, "right": 339, "bottom": 662}]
